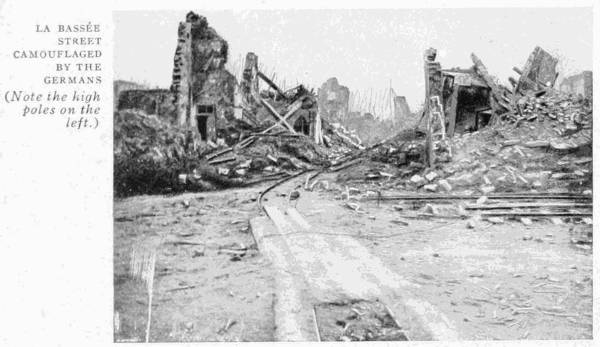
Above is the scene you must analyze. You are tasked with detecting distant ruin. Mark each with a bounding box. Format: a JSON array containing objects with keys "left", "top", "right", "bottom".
[{"left": 560, "top": 71, "right": 593, "bottom": 99}]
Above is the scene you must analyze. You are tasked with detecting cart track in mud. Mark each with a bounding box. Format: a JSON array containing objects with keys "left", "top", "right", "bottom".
[{"left": 252, "top": 170, "right": 460, "bottom": 341}]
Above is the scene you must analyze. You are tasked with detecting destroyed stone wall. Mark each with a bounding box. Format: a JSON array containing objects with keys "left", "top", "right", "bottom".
[
  {"left": 241, "top": 52, "right": 259, "bottom": 105},
  {"left": 117, "top": 89, "right": 176, "bottom": 118},
  {"left": 170, "top": 11, "right": 235, "bottom": 140},
  {"left": 560, "top": 71, "right": 593, "bottom": 99},
  {"left": 113, "top": 80, "right": 145, "bottom": 109},
  {"left": 318, "top": 77, "right": 350, "bottom": 122},
  {"left": 516, "top": 46, "right": 558, "bottom": 92},
  {"left": 393, "top": 96, "right": 411, "bottom": 121}
]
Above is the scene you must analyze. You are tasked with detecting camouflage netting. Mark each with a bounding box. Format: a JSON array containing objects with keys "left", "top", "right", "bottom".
[{"left": 114, "top": 110, "right": 203, "bottom": 197}]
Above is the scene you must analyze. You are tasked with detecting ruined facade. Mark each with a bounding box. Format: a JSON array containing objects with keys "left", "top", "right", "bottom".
[
  {"left": 117, "top": 89, "right": 175, "bottom": 117},
  {"left": 241, "top": 52, "right": 260, "bottom": 105},
  {"left": 514, "top": 46, "right": 558, "bottom": 92},
  {"left": 171, "top": 12, "right": 236, "bottom": 142},
  {"left": 115, "top": 12, "right": 322, "bottom": 144},
  {"left": 318, "top": 77, "right": 350, "bottom": 122},
  {"left": 560, "top": 71, "right": 593, "bottom": 99},
  {"left": 392, "top": 95, "right": 411, "bottom": 121},
  {"left": 421, "top": 48, "right": 495, "bottom": 137}
]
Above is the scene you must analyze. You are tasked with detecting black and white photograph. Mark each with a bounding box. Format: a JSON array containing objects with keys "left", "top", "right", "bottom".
[
  {"left": 111, "top": 7, "right": 593, "bottom": 342},
  {"left": 0, "top": 1, "right": 597, "bottom": 346}
]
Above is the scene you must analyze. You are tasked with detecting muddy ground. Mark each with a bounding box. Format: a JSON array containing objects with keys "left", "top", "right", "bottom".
[
  {"left": 113, "top": 187, "right": 275, "bottom": 342},
  {"left": 114, "top": 172, "right": 592, "bottom": 341}
]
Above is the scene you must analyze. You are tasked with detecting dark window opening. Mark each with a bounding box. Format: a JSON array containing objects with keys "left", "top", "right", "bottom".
[{"left": 197, "top": 105, "right": 214, "bottom": 114}]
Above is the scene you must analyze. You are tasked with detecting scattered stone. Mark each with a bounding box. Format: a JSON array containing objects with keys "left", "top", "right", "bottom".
[
  {"left": 483, "top": 175, "right": 492, "bottom": 185},
  {"left": 502, "top": 139, "right": 520, "bottom": 146},
  {"left": 423, "top": 184, "right": 438, "bottom": 192},
  {"left": 425, "top": 171, "right": 439, "bottom": 181},
  {"left": 550, "top": 217, "right": 564, "bottom": 225},
  {"left": 520, "top": 217, "right": 533, "bottom": 226},
  {"left": 523, "top": 234, "right": 533, "bottom": 241},
  {"left": 238, "top": 159, "right": 252, "bottom": 169},
  {"left": 582, "top": 218, "right": 592, "bottom": 225},
  {"left": 524, "top": 140, "right": 550, "bottom": 148},
  {"left": 466, "top": 219, "right": 477, "bottom": 229},
  {"left": 438, "top": 179, "right": 452, "bottom": 192},
  {"left": 448, "top": 173, "right": 476, "bottom": 186},
  {"left": 410, "top": 174, "right": 426, "bottom": 186},
  {"left": 551, "top": 172, "right": 568, "bottom": 179},
  {"left": 480, "top": 185, "right": 495, "bottom": 194},
  {"left": 487, "top": 217, "right": 504, "bottom": 224},
  {"left": 423, "top": 204, "right": 437, "bottom": 215}
]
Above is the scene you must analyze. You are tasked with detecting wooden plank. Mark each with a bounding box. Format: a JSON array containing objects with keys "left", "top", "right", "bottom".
[
  {"left": 264, "top": 205, "right": 294, "bottom": 233},
  {"left": 286, "top": 208, "right": 311, "bottom": 231},
  {"left": 260, "top": 98, "right": 297, "bottom": 134},
  {"left": 471, "top": 53, "right": 510, "bottom": 113},
  {"left": 208, "top": 156, "right": 236, "bottom": 165},
  {"left": 446, "top": 87, "right": 459, "bottom": 137},
  {"left": 205, "top": 147, "right": 232, "bottom": 161},
  {"left": 248, "top": 216, "right": 316, "bottom": 341},
  {"left": 261, "top": 97, "right": 305, "bottom": 134},
  {"left": 257, "top": 71, "right": 286, "bottom": 98}
]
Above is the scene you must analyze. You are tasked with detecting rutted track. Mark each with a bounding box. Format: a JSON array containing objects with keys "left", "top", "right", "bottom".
[{"left": 251, "top": 169, "right": 460, "bottom": 341}]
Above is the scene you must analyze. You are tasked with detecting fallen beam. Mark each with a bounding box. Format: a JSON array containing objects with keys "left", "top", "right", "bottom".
[
  {"left": 208, "top": 156, "right": 236, "bottom": 165},
  {"left": 257, "top": 71, "right": 287, "bottom": 98},
  {"left": 205, "top": 147, "right": 233, "bottom": 161},
  {"left": 261, "top": 97, "right": 305, "bottom": 134},
  {"left": 260, "top": 98, "right": 297, "bottom": 134}
]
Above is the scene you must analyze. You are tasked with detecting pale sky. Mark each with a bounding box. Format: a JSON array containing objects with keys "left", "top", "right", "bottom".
[{"left": 114, "top": 8, "right": 592, "bottom": 110}]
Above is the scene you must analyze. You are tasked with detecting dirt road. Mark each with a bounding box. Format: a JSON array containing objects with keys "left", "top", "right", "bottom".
[
  {"left": 113, "top": 172, "right": 592, "bottom": 341},
  {"left": 261, "top": 172, "right": 592, "bottom": 340}
]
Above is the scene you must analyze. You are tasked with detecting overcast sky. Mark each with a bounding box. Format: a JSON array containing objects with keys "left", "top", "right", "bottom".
[{"left": 114, "top": 8, "right": 592, "bottom": 110}]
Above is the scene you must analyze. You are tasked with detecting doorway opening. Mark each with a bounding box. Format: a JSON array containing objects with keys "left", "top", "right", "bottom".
[{"left": 196, "top": 104, "right": 215, "bottom": 141}]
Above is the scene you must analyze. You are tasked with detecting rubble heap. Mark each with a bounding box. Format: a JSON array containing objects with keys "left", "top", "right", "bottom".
[{"left": 400, "top": 90, "right": 592, "bottom": 195}]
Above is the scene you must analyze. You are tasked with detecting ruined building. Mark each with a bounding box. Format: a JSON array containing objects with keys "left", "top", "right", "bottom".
[
  {"left": 318, "top": 77, "right": 350, "bottom": 122},
  {"left": 560, "top": 71, "right": 593, "bottom": 99},
  {"left": 116, "top": 11, "right": 322, "bottom": 144},
  {"left": 171, "top": 11, "right": 236, "bottom": 142},
  {"left": 421, "top": 47, "right": 561, "bottom": 137},
  {"left": 440, "top": 68, "right": 493, "bottom": 135},
  {"left": 392, "top": 95, "right": 411, "bottom": 121},
  {"left": 513, "top": 46, "right": 558, "bottom": 92}
]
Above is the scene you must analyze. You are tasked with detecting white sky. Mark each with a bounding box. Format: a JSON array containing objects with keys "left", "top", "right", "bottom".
[{"left": 114, "top": 8, "right": 592, "bottom": 110}]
